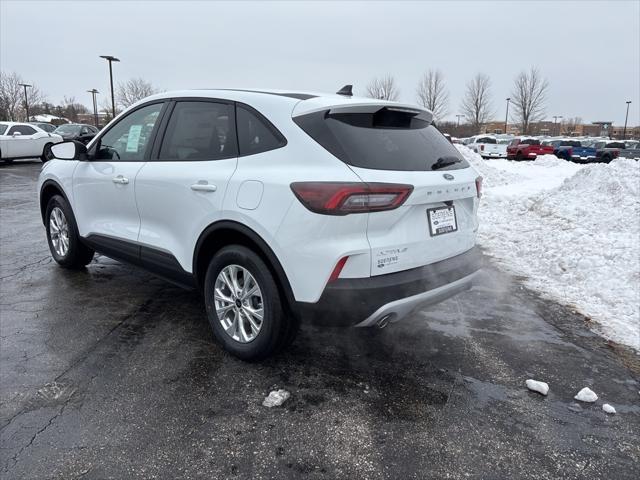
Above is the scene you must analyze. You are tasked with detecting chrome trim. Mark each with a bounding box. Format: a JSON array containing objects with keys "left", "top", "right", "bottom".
[{"left": 354, "top": 271, "right": 479, "bottom": 328}]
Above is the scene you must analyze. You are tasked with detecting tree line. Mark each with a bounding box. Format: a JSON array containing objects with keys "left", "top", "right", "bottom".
[
  {"left": 3, "top": 67, "right": 549, "bottom": 134},
  {"left": 0, "top": 71, "right": 159, "bottom": 123},
  {"left": 366, "top": 66, "right": 549, "bottom": 135}
]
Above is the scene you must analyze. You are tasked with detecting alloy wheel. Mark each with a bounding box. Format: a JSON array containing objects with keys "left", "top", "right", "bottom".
[
  {"left": 214, "top": 264, "right": 264, "bottom": 343},
  {"left": 49, "top": 207, "right": 69, "bottom": 257}
]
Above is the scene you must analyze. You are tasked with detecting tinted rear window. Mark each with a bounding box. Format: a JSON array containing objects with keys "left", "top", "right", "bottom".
[
  {"left": 476, "top": 137, "right": 497, "bottom": 144},
  {"left": 522, "top": 139, "right": 540, "bottom": 145},
  {"left": 293, "top": 108, "right": 468, "bottom": 171}
]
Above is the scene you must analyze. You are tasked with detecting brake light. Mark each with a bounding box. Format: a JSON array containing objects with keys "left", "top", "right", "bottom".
[
  {"left": 480, "top": 144, "right": 485, "bottom": 151},
  {"left": 567, "top": 147, "right": 573, "bottom": 156},
  {"left": 328, "top": 256, "right": 349, "bottom": 282},
  {"left": 290, "top": 182, "right": 413, "bottom": 215},
  {"left": 475, "top": 176, "right": 483, "bottom": 198},
  {"left": 612, "top": 149, "right": 619, "bottom": 158}
]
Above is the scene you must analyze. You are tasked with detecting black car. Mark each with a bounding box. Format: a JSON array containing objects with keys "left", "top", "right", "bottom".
[{"left": 53, "top": 124, "right": 99, "bottom": 144}]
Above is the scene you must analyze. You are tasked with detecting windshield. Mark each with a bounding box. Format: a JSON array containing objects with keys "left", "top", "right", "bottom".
[
  {"left": 294, "top": 108, "right": 469, "bottom": 171},
  {"left": 0, "top": 124, "right": 7, "bottom": 135},
  {"left": 54, "top": 124, "right": 81, "bottom": 134}
]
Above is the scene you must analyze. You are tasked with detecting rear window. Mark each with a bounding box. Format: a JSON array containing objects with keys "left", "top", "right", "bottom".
[
  {"left": 521, "top": 138, "right": 540, "bottom": 145},
  {"left": 0, "top": 124, "right": 7, "bottom": 135},
  {"left": 476, "top": 137, "right": 497, "bottom": 144},
  {"left": 293, "top": 108, "right": 469, "bottom": 171}
]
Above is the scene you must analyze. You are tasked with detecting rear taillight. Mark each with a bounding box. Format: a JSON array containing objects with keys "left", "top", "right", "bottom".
[
  {"left": 290, "top": 182, "right": 413, "bottom": 215},
  {"left": 612, "top": 149, "right": 619, "bottom": 158},
  {"left": 480, "top": 145, "right": 485, "bottom": 151},
  {"left": 567, "top": 147, "right": 573, "bottom": 156},
  {"left": 475, "top": 177, "right": 483, "bottom": 198}
]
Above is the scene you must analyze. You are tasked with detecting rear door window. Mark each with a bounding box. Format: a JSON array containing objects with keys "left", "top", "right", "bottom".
[
  {"left": 8, "top": 125, "right": 37, "bottom": 135},
  {"left": 294, "top": 107, "right": 469, "bottom": 171},
  {"left": 159, "top": 101, "right": 237, "bottom": 161}
]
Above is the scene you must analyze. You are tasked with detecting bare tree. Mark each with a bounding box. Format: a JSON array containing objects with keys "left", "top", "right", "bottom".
[
  {"left": 0, "top": 71, "right": 46, "bottom": 121},
  {"left": 117, "top": 78, "right": 159, "bottom": 109},
  {"left": 510, "top": 67, "right": 549, "bottom": 135},
  {"left": 416, "top": 70, "right": 449, "bottom": 120},
  {"left": 366, "top": 74, "right": 399, "bottom": 101},
  {"left": 460, "top": 73, "right": 492, "bottom": 132},
  {"left": 562, "top": 116, "right": 582, "bottom": 135},
  {"left": 59, "top": 96, "right": 89, "bottom": 122}
]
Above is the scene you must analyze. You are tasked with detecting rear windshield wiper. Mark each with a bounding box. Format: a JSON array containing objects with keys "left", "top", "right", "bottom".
[{"left": 431, "top": 156, "right": 461, "bottom": 170}]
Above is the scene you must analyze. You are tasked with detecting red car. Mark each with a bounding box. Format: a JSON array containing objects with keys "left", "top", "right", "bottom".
[{"left": 506, "top": 138, "right": 554, "bottom": 160}]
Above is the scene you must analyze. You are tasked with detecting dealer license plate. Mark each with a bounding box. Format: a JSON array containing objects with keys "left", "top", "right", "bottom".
[{"left": 427, "top": 206, "right": 458, "bottom": 236}]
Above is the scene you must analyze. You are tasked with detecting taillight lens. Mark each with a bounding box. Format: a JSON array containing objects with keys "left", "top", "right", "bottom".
[
  {"left": 290, "top": 182, "right": 413, "bottom": 215},
  {"left": 475, "top": 176, "right": 483, "bottom": 198},
  {"left": 612, "top": 149, "right": 619, "bottom": 158},
  {"left": 328, "top": 256, "right": 349, "bottom": 282},
  {"left": 480, "top": 144, "right": 485, "bottom": 151}
]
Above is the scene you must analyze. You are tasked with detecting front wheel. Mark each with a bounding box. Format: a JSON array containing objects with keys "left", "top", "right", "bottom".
[
  {"left": 45, "top": 195, "right": 94, "bottom": 268},
  {"left": 203, "top": 245, "right": 292, "bottom": 360}
]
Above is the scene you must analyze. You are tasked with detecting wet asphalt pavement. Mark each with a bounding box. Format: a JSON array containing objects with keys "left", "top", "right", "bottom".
[{"left": 1, "top": 161, "right": 639, "bottom": 480}]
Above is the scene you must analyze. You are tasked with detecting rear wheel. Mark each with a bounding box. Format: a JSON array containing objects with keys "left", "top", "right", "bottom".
[
  {"left": 204, "top": 245, "right": 293, "bottom": 360},
  {"left": 516, "top": 151, "right": 524, "bottom": 161},
  {"left": 45, "top": 195, "right": 94, "bottom": 268},
  {"left": 41, "top": 143, "right": 54, "bottom": 162}
]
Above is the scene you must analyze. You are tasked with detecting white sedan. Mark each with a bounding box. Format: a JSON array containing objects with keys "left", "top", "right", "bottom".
[{"left": 0, "top": 122, "right": 63, "bottom": 164}]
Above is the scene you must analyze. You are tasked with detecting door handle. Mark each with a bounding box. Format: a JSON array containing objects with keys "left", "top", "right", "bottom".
[
  {"left": 112, "top": 175, "right": 129, "bottom": 185},
  {"left": 191, "top": 182, "right": 217, "bottom": 192}
]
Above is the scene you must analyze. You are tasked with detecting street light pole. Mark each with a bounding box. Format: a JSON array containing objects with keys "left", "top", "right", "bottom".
[
  {"left": 18, "top": 83, "right": 32, "bottom": 121},
  {"left": 623, "top": 101, "right": 632, "bottom": 140},
  {"left": 456, "top": 114, "right": 463, "bottom": 127},
  {"left": 99, "top": 55, "right": 120, "bottom": 119},
  {"left": 87, "top": 89, "right": 99, "bottom": 128},
  {"left": 504, "top": 98, "right": 510, "bottom": 135}
]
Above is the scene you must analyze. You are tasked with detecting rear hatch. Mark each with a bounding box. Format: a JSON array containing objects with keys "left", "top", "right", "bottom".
[{"left": 293, "top": 103, "right": 480, "bottom": 276}]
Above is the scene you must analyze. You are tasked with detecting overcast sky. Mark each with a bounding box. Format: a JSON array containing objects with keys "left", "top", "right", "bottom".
[{"left": 1, "top": 0, "right": 638, "bottom": 124}]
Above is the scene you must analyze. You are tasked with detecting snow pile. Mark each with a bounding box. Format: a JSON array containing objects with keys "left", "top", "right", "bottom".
[
  {"left": 525, "top": 379, "right": 549, "bottom": 396},
  {"left": 602, "top": 403, "right": 616, "bottom": 414},
  {"left": 458, "top": 145, "right": 640, "bottom": 350},
  {"left": 574, "top": 387, "right": 598, "bottom": 403},
  {"left": 262, "top": 389, "right": 290, "bottom": 407}
]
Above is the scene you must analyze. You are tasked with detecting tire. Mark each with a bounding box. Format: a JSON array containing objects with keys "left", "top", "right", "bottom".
[
  {"left": 41, "top": 143, "right": 54, "bottom": 162},
  {"left": 203, "top": 245, "right": 292, "bottom": 360},
  {"left": 516, "top": 152, "right": 524, "bottom": 161},
  {"left": 601, "top": 154, "right": 611, "bottom": 164},
  {"left": 45, "top": 195, "right": 94, "bottom": 269}
]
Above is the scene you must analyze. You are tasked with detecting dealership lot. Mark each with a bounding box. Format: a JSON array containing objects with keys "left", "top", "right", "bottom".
[{"left": 1, "top": 162, "right": 639, "bottom": 479}]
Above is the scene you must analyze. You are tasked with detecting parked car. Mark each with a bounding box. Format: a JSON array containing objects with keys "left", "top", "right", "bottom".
[
  {"left": 467, "top": 135, "right": 507, "bottom": 159},
  {"left": 29, "top": 122, "right": 57, "bottom": 133},
  {"left": 592, "top": 140, "right": 626, "bottom": 163},
  {"left": 619, "top": 141, "right": 640, "bottom": 160},
  {"left": 38, "top": 88, "right": 483, "bottom": 360},
  {"left": 0, "top": 122, "right": 63, "bottom": 163},
  {"left": 53, "top": 123, "right": 99, "bottom": 144},
  {"left": 506, "top": 137, "right": 554, "bottom": 160},
  {"left": 552, "top": 139, "right": 593, "bottom": 161}
]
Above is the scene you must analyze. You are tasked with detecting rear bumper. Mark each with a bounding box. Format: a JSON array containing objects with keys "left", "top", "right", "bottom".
[{"left": 296, "top": 247, "right": 483, "bottom": 327}]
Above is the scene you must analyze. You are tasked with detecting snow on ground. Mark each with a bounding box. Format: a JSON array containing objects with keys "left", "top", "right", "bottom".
[{"left": 457, "top": 145, "right": 640, "bottom": 351}]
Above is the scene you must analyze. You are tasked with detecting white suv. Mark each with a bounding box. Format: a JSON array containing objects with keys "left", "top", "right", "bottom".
[{"left": 38, "top": 88, "right": 482, "bottom": 360}]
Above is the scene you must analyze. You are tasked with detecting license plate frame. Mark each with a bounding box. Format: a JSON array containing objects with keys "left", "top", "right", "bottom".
[{"left": 427, "top": 205, "right": 458, "bottom": 237}]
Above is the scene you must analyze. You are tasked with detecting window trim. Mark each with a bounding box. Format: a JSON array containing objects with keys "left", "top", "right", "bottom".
[
  {"left": 88, "top": 100, "right": 169, "bottom": 162},
  {"left": 149, "top": 97, "right": 238, "bottom": 162},
  {"left": 235, "top": 102, "right": 287, "bottom": 157}
]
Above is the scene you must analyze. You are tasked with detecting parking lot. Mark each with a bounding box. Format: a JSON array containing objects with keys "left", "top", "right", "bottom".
[{"left": 1, "top": 161, "right": 639, "bottom": 479}]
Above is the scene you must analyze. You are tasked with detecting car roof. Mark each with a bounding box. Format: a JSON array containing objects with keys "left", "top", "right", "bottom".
[{"left": 136, "top": 88, "right": 433, "bottom": 122}]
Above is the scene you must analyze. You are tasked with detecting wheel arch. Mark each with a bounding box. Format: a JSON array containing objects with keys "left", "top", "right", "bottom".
[
  {"left": 39, "top": 180, "right": 70, "bottom": 224},
  {"left": 193, "top": 220, "right": 296, "bottom": 309}
]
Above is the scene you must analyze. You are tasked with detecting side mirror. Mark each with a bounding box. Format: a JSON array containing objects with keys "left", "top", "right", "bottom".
[
  {"left": 12, "top": 131, "right": 21, "bottom": 137},
  {"left": 50, "top": 140, "right": 88, "bottom": 161}
]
